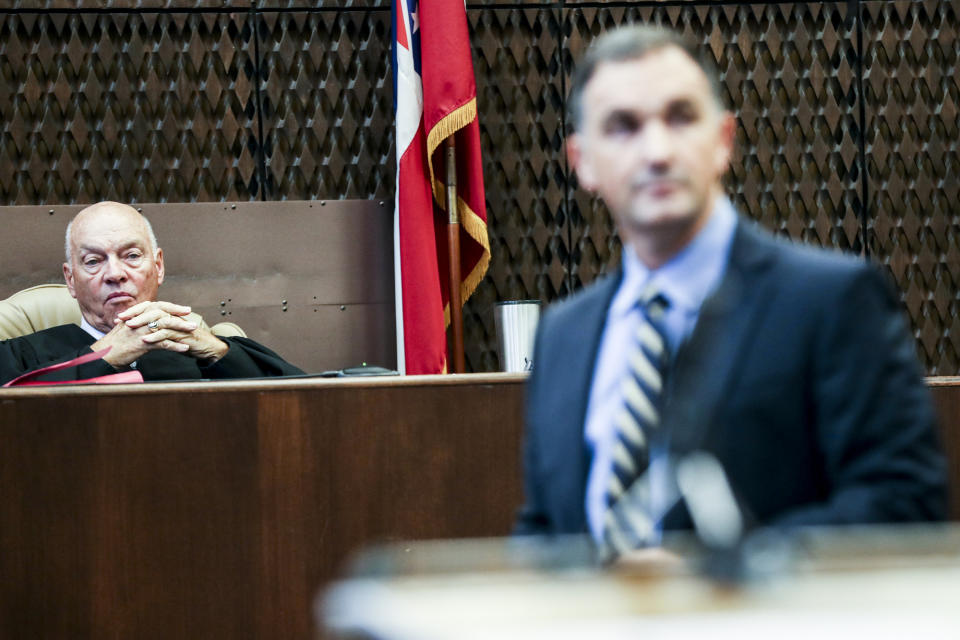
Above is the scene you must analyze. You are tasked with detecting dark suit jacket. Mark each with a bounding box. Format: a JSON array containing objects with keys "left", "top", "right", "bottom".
[
  {"left": 0, "top": 324, "right": 304, "bottom": 383},
  {"left": 516, "top": 218, "right": 948, "bottom": 536}
]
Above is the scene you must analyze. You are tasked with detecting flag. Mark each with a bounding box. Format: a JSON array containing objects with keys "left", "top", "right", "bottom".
[{"left": 393, "top": 0, "right": 490, "bottom": 375}]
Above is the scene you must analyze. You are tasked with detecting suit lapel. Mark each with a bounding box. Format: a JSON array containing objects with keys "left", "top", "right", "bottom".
[
  {"left": 567, "top": 272, "right": 622, "bottom": 439},
  {"left": 547, "top": 272, "right": 621, "bottom": 528},
  {"left": 666, "top": 219, "right": 778, "bottom": 453}
]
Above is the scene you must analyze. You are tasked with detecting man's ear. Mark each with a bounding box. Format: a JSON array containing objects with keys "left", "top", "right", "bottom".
[
  {"left": 566, "top": 133, "right": 596, "bottom": 191},
  {"left": 63, "top": 263, "right": 77, "bottom": 299},
  {"left": 154, "top": 248, "right": 165, "bottom": 286},
  {"left": 713, "top": 110, "right": 736, "bottom": 174}
]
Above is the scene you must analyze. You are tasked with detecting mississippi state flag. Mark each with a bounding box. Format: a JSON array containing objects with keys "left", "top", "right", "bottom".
[{"left": 392, "top": 0, "right": 489, "bottom": 375}]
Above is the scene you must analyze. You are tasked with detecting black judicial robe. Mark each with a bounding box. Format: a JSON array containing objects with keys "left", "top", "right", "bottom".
[{"left": 0, "top": 324, "right": 303, "bottom": 383}]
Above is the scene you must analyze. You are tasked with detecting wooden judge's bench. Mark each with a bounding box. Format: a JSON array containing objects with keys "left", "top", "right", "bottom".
[
  {"left": 0, "top": 374, "right": 959, "bottom": 639},
  {"left": 0, "top": 374, "right": 525, "bottom": 639}
]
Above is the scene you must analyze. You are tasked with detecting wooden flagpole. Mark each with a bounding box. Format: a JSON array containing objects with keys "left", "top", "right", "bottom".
[{"left": 445, "top": 137, "right": 465, "bottom": 373}]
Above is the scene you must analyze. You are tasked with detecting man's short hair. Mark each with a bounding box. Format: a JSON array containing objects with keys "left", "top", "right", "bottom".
[
  {"left": 64, "top": 211, "right": 160, "bottom": 264},
  {"left": 568, "top": 24, "right": 724, "bottom": 131}
]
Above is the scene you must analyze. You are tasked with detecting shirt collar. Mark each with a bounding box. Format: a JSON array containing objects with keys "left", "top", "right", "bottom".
[
  {"left": 611, "top": 195, "right": 737, "bottom": 317},
  {"left": 80, "top": 315, "right": 107, "bottom": 340}
]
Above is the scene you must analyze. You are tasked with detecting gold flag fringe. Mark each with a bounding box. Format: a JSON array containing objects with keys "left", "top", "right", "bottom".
[
  {"left": 426, "top": 97, "right": 478, "bottom": 205},
  {"left": 426, "top": 96, "right": 491, "bottom": 329}
]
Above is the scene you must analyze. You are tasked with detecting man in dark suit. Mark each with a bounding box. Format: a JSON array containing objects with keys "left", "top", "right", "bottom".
[
  {"left": 0, "top": 201, "right": 303, "bottom": 382},
  {"left": 515, "top": 26, "right": 946, "bottom": 554}
]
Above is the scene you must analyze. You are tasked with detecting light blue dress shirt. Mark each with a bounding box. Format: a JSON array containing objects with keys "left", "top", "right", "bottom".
[
  {"left": 80, "top": 316, "right": 106, "bottom": 340},
  {"left": 584, "top": 196, "right": 738, "bottom": 543}
]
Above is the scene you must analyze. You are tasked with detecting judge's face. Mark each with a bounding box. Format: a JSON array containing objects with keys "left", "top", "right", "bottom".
[
  {"left": 63, "top": 203, "right": 164, "bottom": 333},
  {"left": 568, "top": 46, "right": 733, "bottom": 246}
]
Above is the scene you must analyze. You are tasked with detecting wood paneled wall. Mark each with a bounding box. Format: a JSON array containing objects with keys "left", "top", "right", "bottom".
[{"left": 0, "top": 1, "right": 957, "bottom": 372}]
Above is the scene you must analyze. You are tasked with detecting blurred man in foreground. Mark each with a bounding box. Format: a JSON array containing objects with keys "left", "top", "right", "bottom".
[
  {"left": 515, "top": 25, "right": 946, "bottom": 558},
  {"left": 0, "top": 201, "right": 303, "bottom": 382}
]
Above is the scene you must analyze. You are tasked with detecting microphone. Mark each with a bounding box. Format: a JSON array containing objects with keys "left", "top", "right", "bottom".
[
  {"left": 676, "top": 451, "right": 744, "bottom": 550},
  {"left": 675, "top": 450, "right": 793, "bottom": 583}
]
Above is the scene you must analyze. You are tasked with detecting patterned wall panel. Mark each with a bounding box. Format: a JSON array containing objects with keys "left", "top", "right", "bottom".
[
  {"left": 465, "top": 7, "right": 566, "bottom": 371},
  {"left": 258, "top": 0, "right": 387, "bottom": 8},
  {"left": 6, "top": 1, "right": 236, "bottom": 8},
  {"left": 0, "top": 11, "right": 259, "bottom": 204},
  {"left": 862, "top": 0, "right": 960, "bottom": 374},
  {"left": 256, "top": 10, "right": 393, "bottom": 200},
  {"left": 256, "top": 0, "right": 548, "bottom": 7},
  {"left": 562, "top": 2, "right": 861, "bottom": 290}
]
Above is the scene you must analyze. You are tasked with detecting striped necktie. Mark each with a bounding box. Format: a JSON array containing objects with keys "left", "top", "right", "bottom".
[{"left": 601, "top": 287, "right": 670, "bottom": 560}]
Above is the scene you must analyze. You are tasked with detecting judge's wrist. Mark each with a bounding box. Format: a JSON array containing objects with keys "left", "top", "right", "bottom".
[
  {"left": 91, "top": 337, "right": 132, "bottom": 369},
  {"left": 195, "top": 337, "right": 229, "bottom": 364}
]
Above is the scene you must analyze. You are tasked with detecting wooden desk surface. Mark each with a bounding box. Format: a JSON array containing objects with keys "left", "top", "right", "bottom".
[
  {"left": 322, "top": 529, "right": 960, "bottom": 639},
  {"left": 0, "top": 374, "right": 957, "bottom": 639}
]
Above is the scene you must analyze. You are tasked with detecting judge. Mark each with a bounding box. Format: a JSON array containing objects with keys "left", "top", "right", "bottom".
[{"left": 0, "top": 201, "right": 303, "bottom": 383}]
